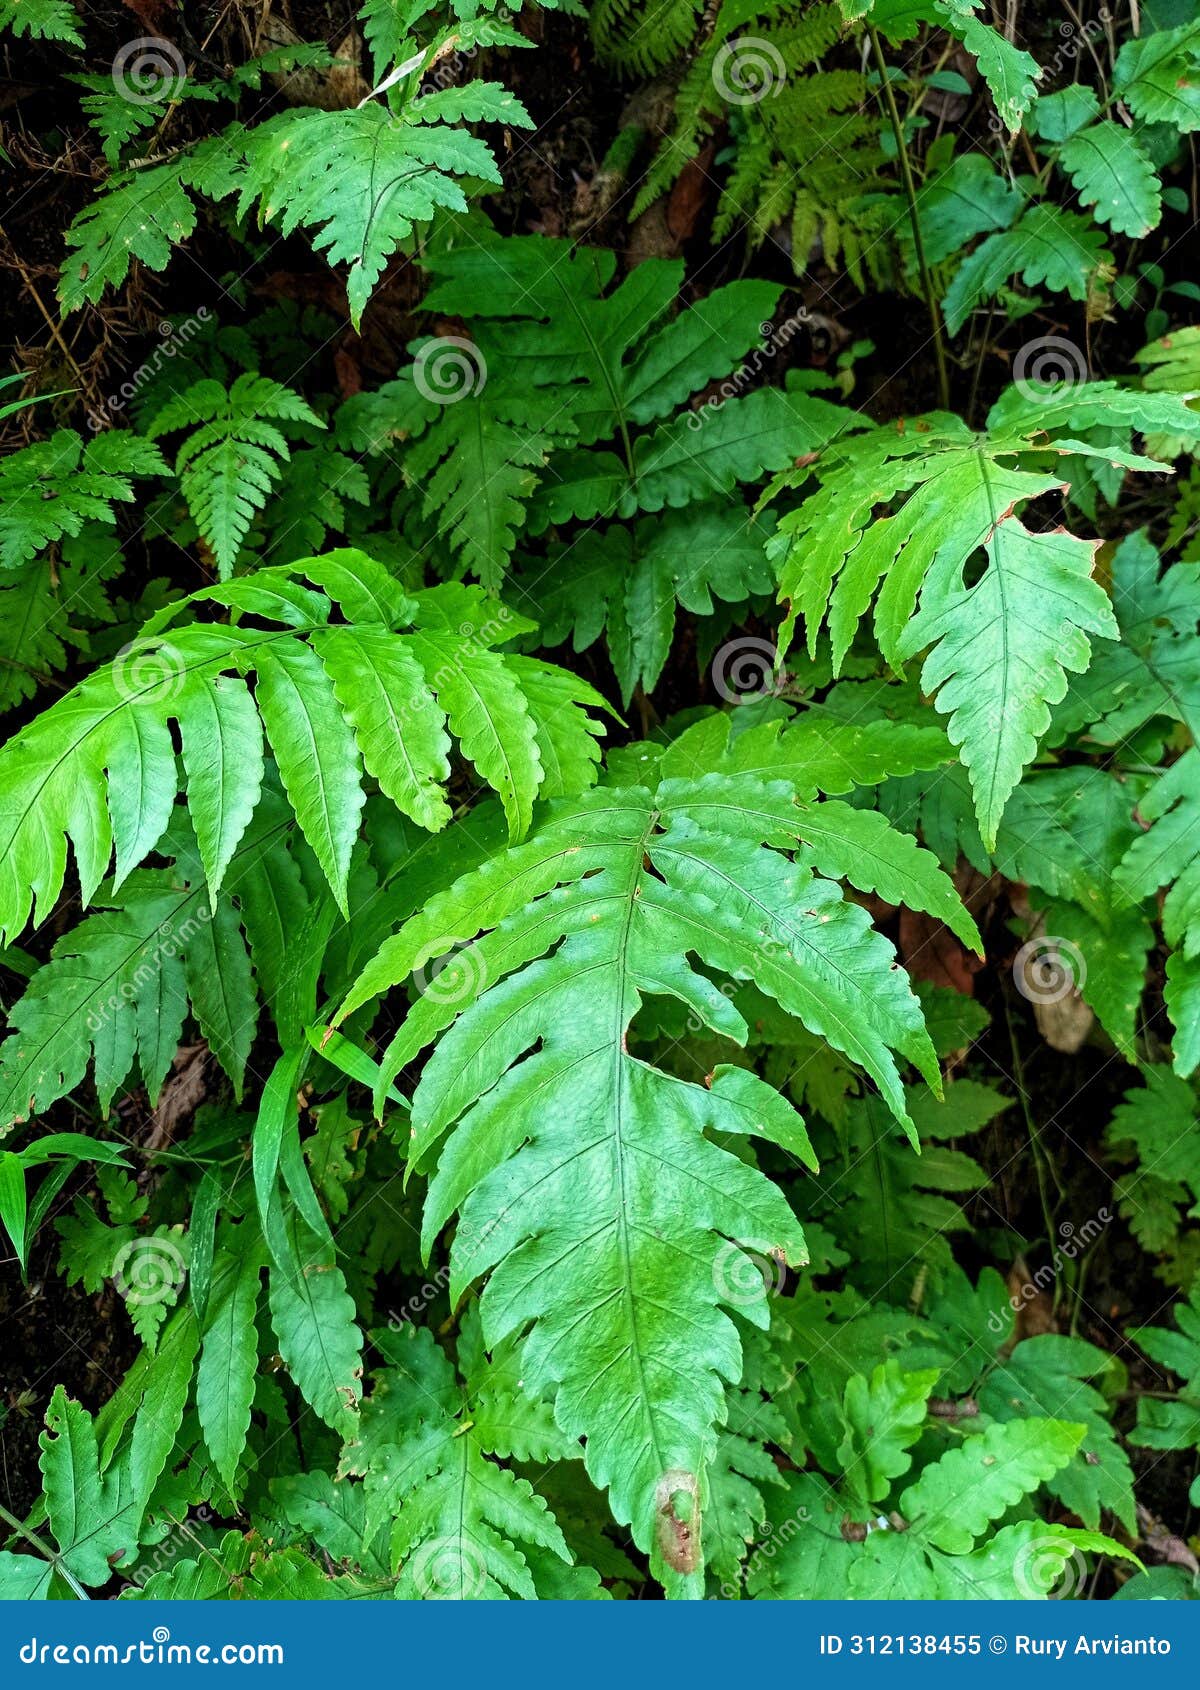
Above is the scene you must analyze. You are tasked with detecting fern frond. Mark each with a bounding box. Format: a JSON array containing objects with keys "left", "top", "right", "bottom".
[
  {"left": 0, "top": 430, "right": 165, "bottom": 571},
  {"left": 762, "top": 388, "right": 1200, "bottom": 844},
  {"left": 238, "top": 78, "right": 532, "bottom": 328},
  {"left": 0, "top": 551, "right": 608, "bottom": 950},
  {"left": 146, "top": 373, "right": 323, "bottom": 578},
  {"left": 331, "top": 770, "right": 950, "bottom": 1583},
  {"left": 0, "top": 0, "right": 82, "bottom": 44},
  {"left": 341, "top": 1314, "right": 583, "bottom": 1598}
]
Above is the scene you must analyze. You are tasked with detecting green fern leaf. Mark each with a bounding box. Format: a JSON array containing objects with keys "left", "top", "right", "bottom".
[
  {"left": 147, "top": 374, "right": 323, "bottom": 578},
  {"left": 936, "top": 1, "right": 1041, "bottom": 132},
  {"left": 197, "top": 1227, "right": 265, "bottom": 1492},
  {"left": 59, "top": 161, "right": 202, "bottom": 314},
  {"left": 897, "top": 1418, "right": 1086, "bottom": 1555},
  {"left": 0, "top": 0, "right": 82, "bottom": 45},
  {"left": 942, "top": 205, "right": 1113, "bottom": 335},
  {"left": 1115, "top": 19, "right": 1200, "bottom": 132},
  {"left": 239, "top": 99, "right": 530, "bottom": 328},
  {"left": 979, "top": 1335, "right": 1136, "bottom": 1532},
  {"left": 332, "top": 773, "right": 945, "bottom": 1583},
  {"left": 0, "top": 431, "right": 165, "bottom": 570},
  {"left": 341, "top": 1315, "right": 579, "bottom": 1598},
  {"left": 0, "top": 554, "right": 606, "bottom": 944},
  {"left": 900, "top": 520, "right": 1116, "bottom": 850},
  {"left": 1058, "top": 121, "right": 1162, "bottom": 238},
  {"left": 267, "top": 1211, "right": 363, "bottom": 1436}
]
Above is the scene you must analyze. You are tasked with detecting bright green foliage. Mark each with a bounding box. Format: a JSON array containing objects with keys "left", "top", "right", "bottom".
[
  {"left": 342, "top": 1315, "right": 586, "bottom": 1598},
  {"left": 7, "top": 0, "right": 1200, "bottom": 1611},
  {"left": 0, "top": 0, "right": 82, "bottom": 43},
  {"left": 815, "top": 1081, "right": 1003, "bottom": 1295},
  {"left": 1129, "top": 1280, "right": 1200, "bottom": 1506},
  {"left": 758, "top": 394, "right": 1200, "bottom": 843},
  {"left": 0, "top": 802, "right": 295, "bottom": 1126},
  {"left": 59, "top": 16, "right": 531, "bottom": 323},
  {"left": 146, "top": 375, "right": 323, "bottom": 578},
  {"left": 1115, "top": 19, "right": 1200, "bottom": 132},
  {"left": 238, "top": 69, "right": 533, "bottom": 329},
  {"left": 332, "top": 769, "right": 952, "bottom": 1582},
  {"left": 749, "top": 1419, "right": 1132, "bottom": 1598},
  {"left": 0, "top": 1366, "right": 189, "bottom": 1599},
  {"left": 60, "top": 156, "right": 215, "bottom": 314},
  {"left": 933, "top": 0, "right": 1040, "bottom": 131},
  {"left": 1106, "top": 1067, "right": 1200, "bottom": 1276},
  {"left": 977, "top": 1335, "right": 1136, "bottom": 1533},
  {"left": 341, "top": 235, "right": 847, "bottom": 610},
  {"left": 0, "top": 431, "right": 165, "bottom": 571},
  {"left": 1117, "top": 750, "right": 1200, "bottom": 1073},
  {"left": 1058, "top": 122, "right": 1161, "bottom": 239},
  {"left": 0, "top": 551, "right": 607, "bottom": 949},
  {"left": 898, "top": 1419, "right": 1087, "bottom": 1554},
  {"left": 941, "top": 205, "right": 1113, "bottom": 334}
]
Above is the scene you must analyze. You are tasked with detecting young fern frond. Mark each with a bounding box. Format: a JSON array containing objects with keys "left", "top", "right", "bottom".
[{"left": 146, "top": 374, "right": 324, "bottom": 578}]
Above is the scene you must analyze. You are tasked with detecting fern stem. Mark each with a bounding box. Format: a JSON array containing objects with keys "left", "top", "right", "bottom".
[
  {"left": 0, "top": 1501, "right": 90, "bottom": 1600},
  {"left": 867, "top": 27, "right": 950, "bottom": 410},
  {"left": 1002, "top": 996, "right": 1059, "bottom": 1278}
]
